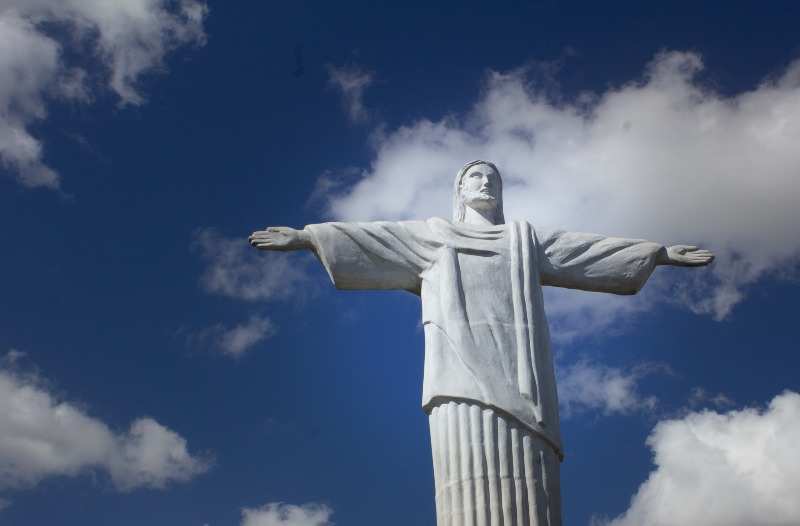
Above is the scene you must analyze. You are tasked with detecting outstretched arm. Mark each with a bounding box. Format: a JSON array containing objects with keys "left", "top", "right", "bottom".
[
  {"left": 656, "top": 244, "right": 715, "bottom": 267},
  {"left": 539, "top": 231, "right": 714, "bottom": 295},
  {"left": 249, "top": 227, "right": 313, "bottom": 252},
  {"left": 249, "top": 221, "right": 439, "bottom": 293}
]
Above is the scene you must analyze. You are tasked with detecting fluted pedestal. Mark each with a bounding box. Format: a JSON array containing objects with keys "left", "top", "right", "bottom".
[{"left": 429, "top": 401, "right": 562, "bottom": 526}]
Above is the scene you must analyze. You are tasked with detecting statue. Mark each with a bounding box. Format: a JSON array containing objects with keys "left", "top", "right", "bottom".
[{"left": 249, "top": 160, "right": 713, "bottom": 526}]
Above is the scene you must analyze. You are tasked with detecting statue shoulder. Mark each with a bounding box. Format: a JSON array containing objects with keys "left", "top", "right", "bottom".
[{"left": 424, "top": 216, "right": 452, "bottom": 228}]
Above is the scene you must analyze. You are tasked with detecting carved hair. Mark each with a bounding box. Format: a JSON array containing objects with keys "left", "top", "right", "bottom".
[{"left": 452, "top": 160, "right": 505, "bottom": 223}]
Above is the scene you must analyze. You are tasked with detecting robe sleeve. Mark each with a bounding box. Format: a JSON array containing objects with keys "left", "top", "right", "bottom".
[
  {"left": 538, "top": 230, "right": 664, "bottom": 294},
  {"left": 304, "top": 221, "right": 440, "bottom": 293}
]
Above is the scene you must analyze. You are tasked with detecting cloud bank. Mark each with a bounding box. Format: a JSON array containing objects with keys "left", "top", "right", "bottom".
[
  {"left": 323, "top": 51, "right": 800, "bottom": 337},
  {"left": 601, "top": 391, "right": 800, "bottom": 526},
  {"left": 0, "top": 363, "right": 209, "bottom": 493},
  {"left": 241, "top": 502, "right": 334, "bottom": 526},
  {"left": 0, "top": 0, "right": 207, "bottom": 188}
]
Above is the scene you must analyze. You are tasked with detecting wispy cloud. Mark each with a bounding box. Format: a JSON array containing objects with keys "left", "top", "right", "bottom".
[
  {"left": 320, "top": 51, "right": 800, "bottom": 340},
  {"left": 327, "top": 63, "right": 374, "bottom": 123},
  {"left": 558, "top": 360, "right": 666, "bottom": 417},
  {"left": 187, "top": 315, "right": 277, "bottom": 358},
  {"left": 596, "top": 391, "right": 800, "bottom": 526},
  {"left": 0, "top": 0, "right": 208, "bottom": 189},
  {"left": 194, "top": 228, "right": 312, "bottom": 302},
  {"left": 217, "top": 316, "right": 276, "bottom": 357},
  {"left": 241, "top": 502, "right": 334, "bottom": 526},
  {"left": 687, "top": 386, "right": 735, "bottom": 410},
  {"left": 1, "top": 349, "right": 26, "bottom": 366},
  {"left": 192, "top": 229, "right": 313, "bottom": 359},
  {"left": 0, "top": 353, "right": 209, "bottom": 494}
]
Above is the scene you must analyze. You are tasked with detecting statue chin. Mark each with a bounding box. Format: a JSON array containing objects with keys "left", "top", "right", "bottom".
[{"left": 465, "top": 195, "right": 498, "bottom": 211}]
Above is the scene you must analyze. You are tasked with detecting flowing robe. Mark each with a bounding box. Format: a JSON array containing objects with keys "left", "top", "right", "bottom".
[{"left": 305, "top": 217, "right": 664, "bottom": 459}]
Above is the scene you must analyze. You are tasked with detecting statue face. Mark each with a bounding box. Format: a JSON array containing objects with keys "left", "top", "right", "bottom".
[{"left": 460, "top": 163, "right": 500, "bottom": 211}]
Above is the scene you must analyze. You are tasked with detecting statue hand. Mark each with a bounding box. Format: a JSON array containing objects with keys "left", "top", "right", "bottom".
[
  {"left": 249, "top": 227, "right": 311, "bottom": 251},
  {"left": 664, "top": 245, "right": 714, "bottom": 266}
]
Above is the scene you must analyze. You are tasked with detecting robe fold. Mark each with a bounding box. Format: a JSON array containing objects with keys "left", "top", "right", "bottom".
[{"left": 305, "top": 218, "right": 663, "bottom": 458}]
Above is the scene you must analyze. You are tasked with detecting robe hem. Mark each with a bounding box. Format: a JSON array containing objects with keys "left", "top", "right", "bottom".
[{"left": 422, "top": 395, "right": 565, "bottom": 461}]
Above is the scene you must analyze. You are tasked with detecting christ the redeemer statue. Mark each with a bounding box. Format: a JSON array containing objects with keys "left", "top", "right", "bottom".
[{"left": 249, "top": 160, "right": 713, "bottom": 526}]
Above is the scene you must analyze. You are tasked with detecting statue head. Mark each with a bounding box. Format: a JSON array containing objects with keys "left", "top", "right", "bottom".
[{"left": 452, "top": 160, "right": 505, "bottom": 224}]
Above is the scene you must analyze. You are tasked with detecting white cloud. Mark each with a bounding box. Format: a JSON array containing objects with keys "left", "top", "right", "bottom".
[
  {"left": 327, "top": 63, "right": 374, "bottom": 123},
  {"left": 0, "top": 0, "right": 207, "bottom": 188},
  {"left": 241, "top": 502, "right": 333, "bottom": 526},
  {"left": 188, "top": 315, "right": 277, "bottom": 358},
  {"left": 0, "top": 13, "right": 62, "bottom": 188},
  {"left": 107, "top": 418, "right": 209, "bottom": 491},
  {"left": 557, "top": 360, "right": 662, "bottom": 417},
  {"left": 217, "top": 316, "right": 276, "bottom": 357},
  {"left": 599, "top": 391, "right": 800, "bottom": 526},
  {"left": 0, "top": 364, "right": 209, "bottom": 492},
  {"left": 192, "top": 229, "right": 310, "bottom": 359},
  {"left": 322, "top": 51, "right": 800, "bottom": 338},
  {"left": 195, "top": 228, "right": 311, "bottom": 302}
]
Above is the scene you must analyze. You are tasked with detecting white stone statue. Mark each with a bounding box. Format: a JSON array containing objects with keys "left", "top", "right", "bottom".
[{"left": 249, "top": 160, "right": 713, "bottom": 526}]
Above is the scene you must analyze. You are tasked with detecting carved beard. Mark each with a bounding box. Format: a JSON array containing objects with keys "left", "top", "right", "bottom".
[{"left": 462, "top": 190, "right": 498, "bottom": 211}]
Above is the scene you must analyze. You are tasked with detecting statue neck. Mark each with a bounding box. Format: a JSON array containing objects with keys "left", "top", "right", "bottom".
[{"left": 462, "top": 205, "right": 503, "bottom": 226}]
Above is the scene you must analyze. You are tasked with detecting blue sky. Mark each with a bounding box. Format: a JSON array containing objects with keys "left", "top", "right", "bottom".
[{"left": 2, "top": 2, "right": 800, "bottom": 525}]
